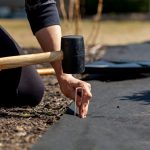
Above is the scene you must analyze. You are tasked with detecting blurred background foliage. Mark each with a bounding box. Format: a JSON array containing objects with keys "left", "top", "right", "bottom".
[
  {"left": 103, "top": 0, "right": 149, "bottom": 13},
  {"left": 1, "top": 0, "right": 150, "bottom": 47},
  {"left": 0, "top": 0, "right": 150, "bottom": 18},
  {"left": 81, "top": 0, "right": 149, "bottom": 16}
]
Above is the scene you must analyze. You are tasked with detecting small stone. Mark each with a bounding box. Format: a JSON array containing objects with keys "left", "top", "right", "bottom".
[
  {"left": 46, "top": 119, "right": 53, "bottom": 124},
  {"left": 16, "top": 126, "right": 24, "bottom": 132},
  {"left": 117, "top": 106, "right": 120, "bottom": 109},
  {"left": 0, "top": 143, "right": 3, "bottom": 147},
  {"left": 16, "top": 131, "right": 27, "bottom": 137},
  {"left": 22, "top": 113, "right": 31, "bottom": 118}
]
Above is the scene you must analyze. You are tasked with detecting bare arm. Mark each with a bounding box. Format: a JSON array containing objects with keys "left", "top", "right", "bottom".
[
  {"left": 35, "top": 25, "right": 92, "bottom": 118},
  {"left": 35, "top": 25, "right": 63, "bottom": 79},
  {"left": 25, "top": 0, "right": 92, "bottom": 118}
]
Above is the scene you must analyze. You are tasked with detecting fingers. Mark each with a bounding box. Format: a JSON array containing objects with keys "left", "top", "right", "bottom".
[
  {"left": 79, "top": 90, "right": 91, "bottom": 118},
  {"left": 84, "top": 83, "right": 92, "bottom": 99},
  {"left": 58, "top": 75, "right": 92, "bottom": 118},
  {"left": 76, "top": 83, "right": 92, "bottom": 118},
  {"left": 79, "top": 100, "right": 89, "bottom": 118}
]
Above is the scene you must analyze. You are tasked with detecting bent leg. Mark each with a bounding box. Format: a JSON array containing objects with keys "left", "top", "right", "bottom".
[
  {"left": 0, "top": 26, "right": 44, "bottom": 107},
  {"left": 17, "top": 66, "right": 45, "bottom": 107}
]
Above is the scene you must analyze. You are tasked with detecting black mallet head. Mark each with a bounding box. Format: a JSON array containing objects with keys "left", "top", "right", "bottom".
[{"left": 61, "top": 35, "right": 85, "bottom": 74}]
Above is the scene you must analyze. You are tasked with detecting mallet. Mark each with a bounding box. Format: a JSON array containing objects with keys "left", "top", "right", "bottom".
[{"left": 0, "top": 35, "right": 85, "bottom": 74}]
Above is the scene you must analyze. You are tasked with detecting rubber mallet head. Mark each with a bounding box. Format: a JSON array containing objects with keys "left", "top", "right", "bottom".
[
  {"left": 0, "top": 26, "right": 85, "bottom": 74},
  {"left": 61, "top": 35, "right": 85, "bottom": 74}
]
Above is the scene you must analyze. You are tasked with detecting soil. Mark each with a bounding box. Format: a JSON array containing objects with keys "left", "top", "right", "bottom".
[
  {"left": 0, "top": 75, "right": 72, "bottom": 150},
  {"left": 0, "top": 45, "right": 105, "bottom": 150}
]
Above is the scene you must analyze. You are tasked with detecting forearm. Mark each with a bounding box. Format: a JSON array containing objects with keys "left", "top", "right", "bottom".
[{"left": 35, "top": 25, "right": 65, "bottom": 79}]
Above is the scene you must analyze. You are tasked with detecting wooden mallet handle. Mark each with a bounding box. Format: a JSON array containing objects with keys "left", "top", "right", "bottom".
[
  {"left": 37, "top": 68, "right": 55, "bottom": 75},
  {"left": 0, "top": 51, "right": 63, "bottom": 70}
]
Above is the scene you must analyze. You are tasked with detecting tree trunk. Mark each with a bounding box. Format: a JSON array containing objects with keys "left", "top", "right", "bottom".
[
  {"left": 74, "top": 0, "right": 80, "bottom": 34},
  {"left": 68, "top": 0, "right": 75, "bottom": 20},
  {"left": 59, "top": 0, "right": 67, "bottom": 20}
]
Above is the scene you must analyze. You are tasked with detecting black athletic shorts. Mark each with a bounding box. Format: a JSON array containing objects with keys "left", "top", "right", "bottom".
[
  {"left": 25, "top": 0, "right": 60, "bottom": 34},
  {"left": 0, "top": 26, "right": 44, "bottom": 107}
]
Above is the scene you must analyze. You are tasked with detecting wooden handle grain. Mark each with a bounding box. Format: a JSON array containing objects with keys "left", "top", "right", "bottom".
[
  {"left": 0, "top": 51, "right": 63, "bottom": 70},
  {"left": 37, "top": 68, "right": 55, "bottom": 75}
]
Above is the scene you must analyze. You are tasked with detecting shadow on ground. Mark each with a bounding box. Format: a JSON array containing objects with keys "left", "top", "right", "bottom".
[
  {"left": 83, "top": 73, "right": 149, "bottom": 82},
  {"left": 120, "top": 90, "right": 150, "bottom": 104}
]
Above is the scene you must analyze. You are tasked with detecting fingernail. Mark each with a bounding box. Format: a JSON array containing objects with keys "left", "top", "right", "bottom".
[
  {"left": 80, "top": 114, "right": 84, "bottom": 118},
  {"left": 83, "top": 115, "right": 87, "bottom": 118},
  {"left": 81, "top": 114, "right": 86, "bottom": 118}
]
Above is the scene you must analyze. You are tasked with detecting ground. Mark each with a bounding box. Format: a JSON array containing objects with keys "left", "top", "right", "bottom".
[
  {"left": 1, "top": 18, "right": 150, "bottom": 150},
  {"left": 0, "top": 75, "right": 71, "bottom": 150}
]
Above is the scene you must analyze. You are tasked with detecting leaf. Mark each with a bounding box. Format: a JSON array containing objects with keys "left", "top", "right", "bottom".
[
  {"left": 21, "top": 113, "right": 31, "bottom": 118},
  {"left": 46, "top": 111, "right": 53, "bottom": 116}
]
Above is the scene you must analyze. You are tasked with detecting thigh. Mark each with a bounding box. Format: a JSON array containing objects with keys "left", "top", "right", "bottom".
[
  {"left": 0, "top": 26, "right": 44, "bottom": 107},
  {"left": 0, "top": 26, "right": 22, "bottom": 104},
  {"left": 17, "top": 65, "right": 44, "bottom": 107}
]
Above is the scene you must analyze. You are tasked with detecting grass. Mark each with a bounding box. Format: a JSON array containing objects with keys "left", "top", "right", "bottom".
[{"left": 1, "top": 19, "right": 150, "bottom": 48}]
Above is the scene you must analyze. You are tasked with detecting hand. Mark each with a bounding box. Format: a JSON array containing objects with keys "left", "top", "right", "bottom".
[{"left": 57, "top": 74, "right": 92, "bottom": 118}]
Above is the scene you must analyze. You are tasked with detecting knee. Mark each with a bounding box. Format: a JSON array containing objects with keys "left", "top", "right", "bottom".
[
  {"left": 18, "top": 83, "right": 45, "bottom": 107},
  {"left": 27, "top": 84, "right": 45, "bottom": 107}
]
